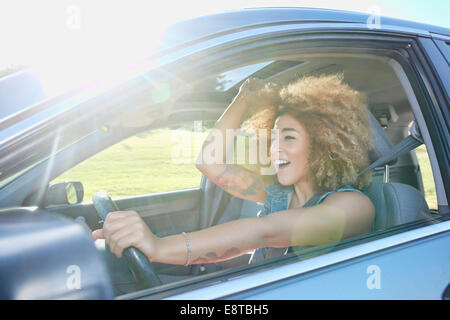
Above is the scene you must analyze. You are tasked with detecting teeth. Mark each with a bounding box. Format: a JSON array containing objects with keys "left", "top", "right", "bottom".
[{"left": 275, "top": 160, "right": 290, "bottom": 165}]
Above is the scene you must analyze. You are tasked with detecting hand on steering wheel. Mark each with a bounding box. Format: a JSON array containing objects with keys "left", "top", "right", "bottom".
[{"left": 92, "top": 191, "right": 161, "bottom": 289}]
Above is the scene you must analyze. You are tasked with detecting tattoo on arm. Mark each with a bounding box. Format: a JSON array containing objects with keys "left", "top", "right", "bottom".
[
  {"left": 191, "top": 247, "right": 241, "bottom": 264},
  {"left": 214, "top": 165, "right": 264, "bottom": 196}
]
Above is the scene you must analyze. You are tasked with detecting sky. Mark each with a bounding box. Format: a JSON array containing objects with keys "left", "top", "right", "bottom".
[{"left": 0, "top": 0, "right": 448, "bottom": 71}]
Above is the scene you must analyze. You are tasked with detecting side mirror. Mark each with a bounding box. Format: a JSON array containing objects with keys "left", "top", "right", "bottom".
[{"left": 45, "top": 181, "right": 84, "bottom": 206}]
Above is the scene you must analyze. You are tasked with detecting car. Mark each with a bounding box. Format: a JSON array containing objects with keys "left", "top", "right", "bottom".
[{"left": 0, "top": 7, "right": 449, "bottom": 300}]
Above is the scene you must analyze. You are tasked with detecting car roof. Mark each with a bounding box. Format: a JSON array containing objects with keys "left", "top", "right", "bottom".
[
  {"left": 1, "top": 7, "right": 449, "bottom": 141},
  {"left": 161, "top": 7, "right": 450, "bottom": 49}
]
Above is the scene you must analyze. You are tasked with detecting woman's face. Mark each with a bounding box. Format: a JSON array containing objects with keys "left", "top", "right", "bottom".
[{"left": 270, "top": 113, "right": 312, "bottom": 186}]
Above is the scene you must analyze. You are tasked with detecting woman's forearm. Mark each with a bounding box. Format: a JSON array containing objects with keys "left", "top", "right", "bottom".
[
  {"left": 196, "top": 93, "right": 250, "bottom": 166},
  {"left": 152, "top": 217, "right": 268, "bottom": 265},
  {"left": 215, "top": 92, "right": 250, "bottom": 130}
]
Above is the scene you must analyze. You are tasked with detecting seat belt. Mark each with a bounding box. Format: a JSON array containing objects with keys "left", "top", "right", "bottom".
[
  {"left": 358, "top": 122, "right": 423, "bottom": 177},
  {"left": 211, "top": 190, "right": 232, "bottom": 226}
]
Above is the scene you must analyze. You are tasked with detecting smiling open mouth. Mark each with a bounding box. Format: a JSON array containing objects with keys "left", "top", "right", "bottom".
[{"left": 275, "top": 160, "right": 291, "bottom": 169}]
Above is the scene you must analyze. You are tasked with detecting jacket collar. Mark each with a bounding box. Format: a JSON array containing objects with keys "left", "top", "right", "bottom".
[{"left": 264, "top": 182, "right": 294, "bottom": 197}]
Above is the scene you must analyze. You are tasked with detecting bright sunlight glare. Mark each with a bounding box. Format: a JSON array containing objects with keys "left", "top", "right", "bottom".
[
  {"left": 0, "top": 1, "right": 198, "bottom": 96},
  {"left": 0, "top": 0, "right": 448, "bottom": 95}
]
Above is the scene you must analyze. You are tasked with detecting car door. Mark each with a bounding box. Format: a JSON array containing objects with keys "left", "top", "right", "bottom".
[
  {"left": 116, "top": 17, "right": 448, "bottom": 300},
  {"left": 1, "top": 9, "right": 448, "bottom": 300},
  {"left": 46, "top": 125, "right": 205, "bottom": 236},
  {"left": 41, "top": 124, "right": 214, "bottom": 287}
]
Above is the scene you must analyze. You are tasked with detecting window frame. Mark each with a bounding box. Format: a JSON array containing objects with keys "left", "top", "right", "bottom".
[
  {"left": 49, "top": 126, "right": 208, "bottom": 201},
  {"left": 117, "top": 28, "right": 450, "bottom": 300},
  {"left": 1, "top": 24, "right": 447, "bottom": 299},
  {"left": 415, "top": 36, "right": 450, "bottom": 212}
]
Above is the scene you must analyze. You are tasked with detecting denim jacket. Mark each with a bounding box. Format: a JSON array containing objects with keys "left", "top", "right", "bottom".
[{"left": 249, "top": 183, "right": 365, "bottom": 264}]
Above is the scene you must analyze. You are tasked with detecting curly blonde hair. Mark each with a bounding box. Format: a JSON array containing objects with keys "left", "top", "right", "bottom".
[{"left": 241, "top": 73, "right": 373, "bottom": 191}]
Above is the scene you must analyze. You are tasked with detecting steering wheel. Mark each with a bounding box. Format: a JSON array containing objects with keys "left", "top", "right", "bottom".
[{"left": 92, "top": 191, "right": 162, "bottom": 289}]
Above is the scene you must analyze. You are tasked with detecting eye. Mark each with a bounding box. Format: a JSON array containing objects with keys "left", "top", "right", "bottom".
[{"left": 284, "top": 135, "right": 295, "bottom": 140}]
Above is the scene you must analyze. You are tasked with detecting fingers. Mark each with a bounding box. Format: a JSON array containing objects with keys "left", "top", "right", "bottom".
[
  {"left": 105, "top": 210, "right": 139, "bottom": 224},
  {"left": 108, "top": 226, "right": 139, "bottom": 258},
  {"left": 242, "top": 77, "right": 265, "bottom": 91},
  {"left": 266, "top": 82, "right": 280, "bottom": 90},
  {"left": 92, "top": 229, "right": 104, "bottom": 239},
  {"left": 103, "top": 211, "right": 140, "bottom": 237},
  {"left": 101, "top": 210, "right": 149, "bottom": 258},
  {"left": 241, "top": 77, "right": 279, "bottom": 96},
  {"left": 108, "top": 223, "right": 149, "bottom": 258}
]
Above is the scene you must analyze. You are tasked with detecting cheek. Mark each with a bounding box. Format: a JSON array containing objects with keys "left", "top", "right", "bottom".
[{"left": 289, "top": 140, "right": 311, "bottom": 166}]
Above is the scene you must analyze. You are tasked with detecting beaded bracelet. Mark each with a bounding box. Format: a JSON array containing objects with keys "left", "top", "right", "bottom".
[{"left": 181, "top": 232, "right": 191, "bottom": 266}]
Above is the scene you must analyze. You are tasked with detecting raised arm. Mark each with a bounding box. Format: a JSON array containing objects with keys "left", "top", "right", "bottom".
[{"left": 195, "top": 78, "right": 278, "bottom": 204}]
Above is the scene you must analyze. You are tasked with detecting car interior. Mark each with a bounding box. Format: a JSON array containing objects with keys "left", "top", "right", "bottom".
[{"left": 1, "top": 53, "right": 442, "bottom": 298}]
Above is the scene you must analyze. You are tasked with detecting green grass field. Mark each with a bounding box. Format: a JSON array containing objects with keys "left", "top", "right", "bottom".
[
  {"left": 52, "top": 129, "right": 208, "bottom": 200},
  {"left": 52, "top": 129, "right": 438, "bottom": 209}
]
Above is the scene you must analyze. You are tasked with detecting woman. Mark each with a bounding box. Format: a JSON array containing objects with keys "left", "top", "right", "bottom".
[{"left": 92, "top": 74, "right": 375, "bottom": 266}]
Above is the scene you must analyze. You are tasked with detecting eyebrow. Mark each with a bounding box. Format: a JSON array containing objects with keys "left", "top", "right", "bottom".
[{"left": 281, "top": 128, "right": 298, "bottom": 133}]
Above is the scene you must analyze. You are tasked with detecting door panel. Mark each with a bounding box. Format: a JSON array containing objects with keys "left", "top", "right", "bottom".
[
  {"left": 48, "top": 188, "right": 202, "bottom": 236},
  {"left": 48, "top": 187, "right": 202, "bottom": 289},
  {"left": 225, "top": 229, "right": 450, "bottom": 299},
  {"left": 115, "top": 188, "right": 202, "bottom": 237},
  {"left": 160, "top": 221, "right": 450, "bottom": 300}
]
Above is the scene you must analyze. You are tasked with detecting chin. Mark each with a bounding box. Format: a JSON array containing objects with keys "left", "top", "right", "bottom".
[{"left": 276, "top": 174, "right": 295, "bottom": 186}]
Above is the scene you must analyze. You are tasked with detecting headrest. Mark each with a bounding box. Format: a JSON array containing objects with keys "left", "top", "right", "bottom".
[{"left": 366, "top": 110, "right": 394, "bottom": 164}]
